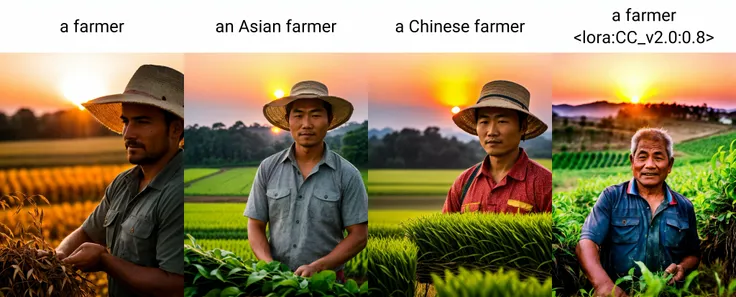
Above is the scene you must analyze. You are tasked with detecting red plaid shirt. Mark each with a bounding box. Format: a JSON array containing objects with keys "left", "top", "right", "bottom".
[{"left": 442, "top": 148, "right": 552, "bottom": 214}]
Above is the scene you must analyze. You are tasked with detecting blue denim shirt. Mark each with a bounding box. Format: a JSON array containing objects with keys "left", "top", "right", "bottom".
[{"left": 580, "top": 179, "right": 700, "bottom": 279}]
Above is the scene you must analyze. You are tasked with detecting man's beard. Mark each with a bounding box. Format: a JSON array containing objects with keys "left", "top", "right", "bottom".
[{"left": 127, "top": 141, "right": 169, "bottom": 165}]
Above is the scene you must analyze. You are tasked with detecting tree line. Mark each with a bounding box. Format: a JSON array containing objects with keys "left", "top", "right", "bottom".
[
  {"left": 183, "top": 121, "right": 368, "bottom": 168},
  {"left": 0, "top": 108, "right": 116, "bottom": 141}
]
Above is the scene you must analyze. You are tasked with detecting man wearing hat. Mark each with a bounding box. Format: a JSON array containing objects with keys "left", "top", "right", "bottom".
[
  {"left": 443, "top": 80, "right": 551, "bottom": 214},
  {"left": 45, "top": 64, "right": 184, "bottom": 296},
  {"left": 244, "top": 80, "right": 368, "bottom": 281}
]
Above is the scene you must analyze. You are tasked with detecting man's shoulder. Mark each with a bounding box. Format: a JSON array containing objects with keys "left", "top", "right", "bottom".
[
  {"left": 258, "top": 147, "right": 290, "bottom": 169},
  {"left": 329, "top": 150, "right": 362, "bottom": 178},
  {"left": 526, "top": 158, "right": 552, "bottom": 178},
  {"left": 599, "top": 180, "right": 629, "bottom": 200},
  {"left": 452, "top": 162, "right": 482, "bottom": 185},
  {"left": 670, "top": 189, "right": 695, "bottom": 210}
]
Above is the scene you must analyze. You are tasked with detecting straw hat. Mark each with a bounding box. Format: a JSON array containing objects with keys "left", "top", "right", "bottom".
[
  {"left": 263, "top": 80, "right": 353, "bottom": 131},
  {"left": 452, "top": 80, "right": 547, "bottom": 140},
  {"left": 81, "top": 64, "right": 184, "bottom": 134}
]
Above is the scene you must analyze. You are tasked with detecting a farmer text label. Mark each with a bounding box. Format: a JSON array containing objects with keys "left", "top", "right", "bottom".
[{"left": 60, "top": 20, "right": 125, "bottom": 33}]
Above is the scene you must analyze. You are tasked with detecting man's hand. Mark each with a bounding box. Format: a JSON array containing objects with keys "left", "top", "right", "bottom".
[
  {"left": 63, "top": 242, "right": 108, "bottom": 272},
  {"left": 664, "top": 263, "right": 686, "bottom": 285},
  {"left": 36, "top": 249, "right": 68, "bottom": 260},
  {"left": 294, "top": 263, "right": 322, "bottom": 277},
  {"left": 595, "top": 283, "right": 628, "bottom": 297}
]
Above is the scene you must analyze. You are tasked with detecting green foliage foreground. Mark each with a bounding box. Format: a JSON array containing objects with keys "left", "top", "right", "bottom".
[
  {"left": 184, "top": 236, "right": 368, "bottom": 297},
  {"left": 432, "top": 267, "right": 552, "bottom": 297}
]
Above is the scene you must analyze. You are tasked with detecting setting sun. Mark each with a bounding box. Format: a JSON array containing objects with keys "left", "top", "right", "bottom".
[
  {"left": 271, "top": 127, "right": 281, "bottom": 134},
  {"left": 631, "top": 96, "right": 641, "bottom": 104},
  {"left": 274, "top": 89, "right": 285, "bottom": 98},
  {"left": 451, "top": 106, "right": 461, "bottom": 114},
  {"left": 61, "top": 74, "right": 107, "bottom": 110}
]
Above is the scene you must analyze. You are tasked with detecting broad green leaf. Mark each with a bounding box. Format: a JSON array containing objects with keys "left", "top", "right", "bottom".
[
  {"left": 204, "top": 289, "right": 221, "bottom": 297},
  {"left": 219, "top": 287, "right": 242, "bottom": 297},
  {"left": 246, "top": 270, "right": 268, "bottom": 288}
]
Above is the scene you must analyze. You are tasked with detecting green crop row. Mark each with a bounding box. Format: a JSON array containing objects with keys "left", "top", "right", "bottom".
[
  {"left": 367, "top": 237, "right": 418, "bottom": 297},
  {"left": 676, "top": 131, "right": 736, "bottom": 158},
  {"left": 432, "top": 267, "right": 552, "bottom": 297},
  {"left": 184, "top": 236, "right": 369, "bottom": 297},
  {"left": 553, "top": 151, "right": 631, "bottom": 170},
  {"left": 403, "top": 212, "right": 553, "bottom": 283},
  {"left": 369, "top": 223, "right": 404, "bottom": 239}
]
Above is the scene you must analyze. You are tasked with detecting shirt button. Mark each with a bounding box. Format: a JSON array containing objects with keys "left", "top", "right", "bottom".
[
  {"left": 293, "top": 244, "right": 297, "bottom": 248},
  {"left": 298, "top": 195, "right": 303, "bottom": 198},
  {"left": 296, "top": 220, "right": 300, "bottom": 224},
  {"left": 324, "top": 195, "right": 328, "bottom": 199}
]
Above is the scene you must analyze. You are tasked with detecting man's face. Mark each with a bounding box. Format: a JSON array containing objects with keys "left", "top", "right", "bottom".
[
  {"left": 476, "top": 107, "right": 523, "bottom": 156},
  {"left": 288, "top": 99, "right": 329, "bottom": 148},
  {"left": 121, "top": 103, "right": 173, "bottom": 165},
  {"left": 630, "top": 138, "right": 673, "bottom": 188}
]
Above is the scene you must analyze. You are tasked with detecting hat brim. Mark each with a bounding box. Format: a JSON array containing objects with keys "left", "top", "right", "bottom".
[
  {"left": 451, "top": 97, "right": 548, "bottom": 139},
  {"left": 81, "top": 93, "right": 184, "bottom": 135},
  {"left": 263, "top": 94, "right": 354, "bottom": 131}
]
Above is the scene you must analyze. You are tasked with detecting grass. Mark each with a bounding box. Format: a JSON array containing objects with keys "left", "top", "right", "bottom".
[
  {"left": 368, "top": 159, "right": 551, "bottom": 196},
  {"left": 184, "top": 168, "right": 220, "bottom": 183},
  {"left": 432, "top": 267, "right": 552, "bottom": 297},
  {"left": 368, "top": 237, "right": 418, "bottom": 297},
  {"left": 184, "top": 203, "right": 247, "bottom": 239},
  {"left": 0, "top": 136, "right": 125, "bottom": 168},
  {"left": 184, "top": 168, "right": 258, "bottom": 196},
  {"left": 404, "top": 212, "right": 553, "bottom": 283},
  {"left": 369, "top": 209, "right": 438, "bottom": 225}
]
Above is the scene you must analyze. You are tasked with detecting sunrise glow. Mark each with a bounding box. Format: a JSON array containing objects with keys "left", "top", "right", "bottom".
[
  {"left": 61, "top": 74, "right": 107, "bottom": 110},
  {"left": 451, "top": 106, "right": 460, "bottom": 114},
  {"left": 274, "top": 89, "right": 285, "bottom": 98},
  {"left": 271, "top": 127, "right": 281, "bottom": 134}
]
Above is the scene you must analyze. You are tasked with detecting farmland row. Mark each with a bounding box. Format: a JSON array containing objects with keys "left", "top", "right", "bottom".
[
  {"left": 0, "top": 164, "right": 130, "bottom": 205},
  {"left": 552, "top": 151, "right": 630, "bottom": 170}
]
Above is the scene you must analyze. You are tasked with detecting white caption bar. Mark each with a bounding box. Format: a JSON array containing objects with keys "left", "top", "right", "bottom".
[{"left": 0, "top": 0, "right": 733, "bottom": 53}]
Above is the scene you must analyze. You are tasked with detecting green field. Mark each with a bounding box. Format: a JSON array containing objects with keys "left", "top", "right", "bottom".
[
  {"left": 0, "top": 136, "right": 125, "bottom": 167},
  {"left": 676, "top": 130, "right": 736, "bottom": 157},
  {"left": 184, "top": 168, "right": 220, "bottom": 183},
  {"left": 184, "top": 168, "right": 258, "bottom": 196}
]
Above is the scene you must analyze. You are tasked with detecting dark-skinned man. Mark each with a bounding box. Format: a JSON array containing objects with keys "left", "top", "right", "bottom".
[
  {"left": 444, "top": 80, "right": 552, "bottom": 214},
  {"left": 577, "top": 128, "right": 700, "bottom": 297},
  {"left": 244, "top": 80, "right": 368, "bottom": 283},
  {"left": 43, "top": 64, "right": 185, "bottom": 297}
]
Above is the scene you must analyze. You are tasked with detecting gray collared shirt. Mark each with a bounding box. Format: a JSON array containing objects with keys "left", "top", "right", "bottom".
[
  {"left": 82, "top": 149, "right": 184, "bottom": 297},
  {"left": 244, "top": 143, "right": 368, "bottom": 272}
]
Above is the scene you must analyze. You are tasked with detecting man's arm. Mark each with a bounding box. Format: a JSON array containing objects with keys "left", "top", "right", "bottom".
[
  {"left": 442, "top": 171, "right": 466, "bottom": 213},
  {"left": 577, "top": 240, "right": 626, "bottom": 297},
  {"left": 248, "top": 218, "right": 273, "bottom": 262},
  {"left": 100, "top": 253, "right": 183, "bottom": 297},
  {"left": 244, "top": 163, "right": 272, "bottom": 261},
  {"left": 54, "top": 227, "right": 94, "bottom": 259},
  {"left": 308, "top": 223, "right": 367, "bottom": 272}
]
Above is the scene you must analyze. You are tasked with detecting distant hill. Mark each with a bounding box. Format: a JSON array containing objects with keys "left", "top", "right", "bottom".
[
  {"left": 328, "top": 121, "right": 366, "bottom": 136},
  {"left": 553, "top": 101, "right": 629, "bottom": 118},
  {"left": 368, "top": 127, "right": 393, "bottom": 139}
]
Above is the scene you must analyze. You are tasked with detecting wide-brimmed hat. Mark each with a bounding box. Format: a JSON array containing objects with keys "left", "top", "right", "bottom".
[
  {"left": 263, "top": 80, "right": 353, "bottom": 131},
  {"left": 452, "top": 80, "right": 547, "bottom": 140},
  {"left": 81, "top": 64, "right": 184, "bottom": 134}
]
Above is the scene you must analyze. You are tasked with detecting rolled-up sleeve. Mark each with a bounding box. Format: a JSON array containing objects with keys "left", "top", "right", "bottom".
[
  {"left": 81, "top": 188, "right": 111, "bottom": 245},
  {"left": 580, "top": 189, "right": 613, "bottom": 245},
  {"left": 341, "top": 167, "right": 368, "bottom": 227},
  {"left": 156, "top": 183, "right": 184, "bottom": 275},
  {"left": 244, "top": 162, "right": 269, "bottom": 222}
]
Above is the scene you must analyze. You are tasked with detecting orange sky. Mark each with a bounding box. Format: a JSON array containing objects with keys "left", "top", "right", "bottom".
[
  {"left": 0, "top": 54, "right": 184, "bottom": 115},
  {"left": 365, "top": 54, "right": 553, "bottom": 134},
  {"left": 185, "top": 54, "right": 369, "bottom": 127},
  {"left": 553, "top": 54, "right": 736, "bottom": 108}
]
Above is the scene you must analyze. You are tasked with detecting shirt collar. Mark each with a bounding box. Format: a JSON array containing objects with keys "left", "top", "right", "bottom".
[
  {"left": 479, "top": 148, "right": 529, "bottom": 181},
  {"left": 124, "top": 148, "right": 183, "bottom": 191},
  {"left": 627, "top": 178, "right": 677, "bottom": 205},
  {"left": 279, "top": 142, "right": 337, "bottom": 170}
]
